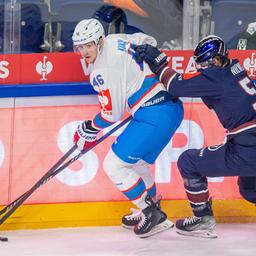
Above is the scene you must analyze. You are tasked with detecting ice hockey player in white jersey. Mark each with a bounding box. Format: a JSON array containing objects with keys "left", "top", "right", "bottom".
[{"left": 72, "top": 18, "right": 184, "bottom": 238}]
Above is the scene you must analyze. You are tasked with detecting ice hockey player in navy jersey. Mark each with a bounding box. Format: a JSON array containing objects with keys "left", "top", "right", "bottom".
[
  {"left": 72, "top": 18, "right": 183, "bottom": 238},
  {"left": 133, "top": 35, "right": 256, "bottom": 238}
]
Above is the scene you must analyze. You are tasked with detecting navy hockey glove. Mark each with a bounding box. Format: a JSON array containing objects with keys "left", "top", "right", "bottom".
[
  {"left": 73, "top": 120, "right": 100, "bottom": 151},
  {"left": 134, "top": 44, "right": 168, "bottom": 74}
]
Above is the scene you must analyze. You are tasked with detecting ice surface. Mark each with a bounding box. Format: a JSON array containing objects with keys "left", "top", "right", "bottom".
[{"left": 1, "top": 224, "right": 256, "bottom": 256}]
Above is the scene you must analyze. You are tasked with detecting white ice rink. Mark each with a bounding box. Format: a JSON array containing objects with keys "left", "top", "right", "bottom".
[{"left": 1, "top": 224, "right": 256, "bottom": 256}]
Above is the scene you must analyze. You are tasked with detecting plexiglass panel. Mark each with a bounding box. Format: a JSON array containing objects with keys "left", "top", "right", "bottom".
[{"left": 0, "top": 0, "right": 255, "bottom": 53}]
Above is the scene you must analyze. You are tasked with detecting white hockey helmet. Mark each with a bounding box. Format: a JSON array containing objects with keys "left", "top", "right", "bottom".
[{"left": 72, "top": 18, "right": 105, "bottom": 46}]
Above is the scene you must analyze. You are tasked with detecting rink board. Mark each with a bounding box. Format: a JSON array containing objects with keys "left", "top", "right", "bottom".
[
  {"left": 0, "top": 199, "right": 256, "bottom": 230},
  {"left": 0, "top": 104, "right": 244, "bottom": 203},
  {"left": 0, "top": 102, "right": 255, "bottom": 230},
  {"left": 1, "top": 50, "right": 256, "bottom": 230}
]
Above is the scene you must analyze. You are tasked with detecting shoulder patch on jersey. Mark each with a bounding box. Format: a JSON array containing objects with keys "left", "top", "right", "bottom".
[
  {"left": 182, "top": 72, "right": 201, "bottom": 80},
  {"left": 117, "top": 39, "right": 127, "bottom": 52}
]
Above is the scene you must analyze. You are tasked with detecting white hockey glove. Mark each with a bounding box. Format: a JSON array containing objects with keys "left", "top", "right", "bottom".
[{"left": 73, "top": 120, "right": 100, "bottom": 151}]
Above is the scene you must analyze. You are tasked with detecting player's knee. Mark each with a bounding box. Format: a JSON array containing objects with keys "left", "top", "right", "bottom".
[
  {"left": 177, "top": 149, "right": 198, "bottom": 178},
  {"left": 103, "top": 148, "right": 127, "bottom": 181}
]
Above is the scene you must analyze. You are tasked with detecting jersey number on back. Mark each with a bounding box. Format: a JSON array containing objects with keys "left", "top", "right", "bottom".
[{"left": 238, "top": 76, "right": 256, "bottom": 111}]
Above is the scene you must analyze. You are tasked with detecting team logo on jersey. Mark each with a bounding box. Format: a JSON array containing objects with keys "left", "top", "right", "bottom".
[
  {"left": 36, "top": 56, "right": 53, "bottom": 80},
  {"left": 243, "top": 53, "right": 256, "bottom": 78},
  {"left": 98, "top": 89, "right": 113, "bottom": 115}
]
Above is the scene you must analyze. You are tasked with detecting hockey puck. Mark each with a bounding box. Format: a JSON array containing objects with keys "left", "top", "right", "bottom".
[{"left": 0, "top": 237, "right": 8, "bottom": 242}]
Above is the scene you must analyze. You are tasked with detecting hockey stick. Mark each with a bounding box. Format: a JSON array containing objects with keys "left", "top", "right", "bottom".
[
  {"left": 0, "top": 144, "right": 77, "bottom": 217},
  {"left": 0, "top": 116, "right": 132, "bottom": 225}
]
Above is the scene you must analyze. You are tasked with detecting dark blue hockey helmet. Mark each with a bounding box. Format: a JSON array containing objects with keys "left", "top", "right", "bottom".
[
  {"left": 92, "top": 5, "right": 127, "bottom": 35},
  {"left": 194, "top": 35, "right": 228, "bottom": 68}
]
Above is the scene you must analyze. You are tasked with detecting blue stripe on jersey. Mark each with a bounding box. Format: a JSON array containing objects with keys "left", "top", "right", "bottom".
[
  {"left": 147, "top": 183, "right": 156, "bottom": 197},
  {"left": 122, "top": 178, "right": 146, "bottom": 200},
  {"left": 93, "top": 113, "right": 114, "bottom": 129},
  {"left": 128, "top": 75, "right": 159, "bottom": 108}
]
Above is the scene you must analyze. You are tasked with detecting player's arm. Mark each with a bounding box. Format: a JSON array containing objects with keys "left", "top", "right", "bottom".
[
  {"left": 134, "top": 44, "right": 223, "bottom": 98},
  {"left": 164, "top": 71, "right": 224, "bottom": 98}
]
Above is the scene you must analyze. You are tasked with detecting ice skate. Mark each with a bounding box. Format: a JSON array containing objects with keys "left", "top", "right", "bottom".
[
  {"left": 122, "top": 208, "right": 142, "bottom": 229},
  {"left": 176, "top": 215, "right": 217, "bottom": 239},
  {"left": 122, "top": 196, "right": 165, "bottom": 229},
  {"left": 134, "top": 196, "right": 174, "bottom": 238}
]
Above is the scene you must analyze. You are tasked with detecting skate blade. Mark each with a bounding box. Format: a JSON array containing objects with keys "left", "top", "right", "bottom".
[
  {"left": 138, "top": 219, "right": 174, "bottom": 238},
  {"left": 122, "top": 224, "right": 134, "bottom": 230},
  {"left": 176, "top": 228, "right": 218, "bottom": 239}
]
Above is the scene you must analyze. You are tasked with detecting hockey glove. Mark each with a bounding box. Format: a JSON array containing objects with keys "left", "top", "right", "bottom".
[
  {"left": 73, "top": 120, "right": 100, "bottom": 151},
  {"left": 134, "top": 44, "right": 168, "bottom": 74}
]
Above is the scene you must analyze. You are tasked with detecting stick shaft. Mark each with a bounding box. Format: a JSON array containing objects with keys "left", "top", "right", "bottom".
[{"left": 0, "top": 116, "right": 132, "bottom": 225}]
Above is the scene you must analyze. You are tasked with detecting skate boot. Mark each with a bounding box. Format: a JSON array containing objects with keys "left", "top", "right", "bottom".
[
  {"left": 176, "top": 197, "right": 217, "bottom": 238},
  {"left": 134, "top": 196, "right": 174, "bottom": 238},
  {"left": 122, "top": 208, "right": 142, "bottom": 229},
  {"left": 122, "top": 195, "right": 163, "bottom": 229},
  {"left": 176, "top": 215, "right": 217, "bottom": 239},
  {"left": 154, "top": 195, "right": 174, "bottom": 235}
]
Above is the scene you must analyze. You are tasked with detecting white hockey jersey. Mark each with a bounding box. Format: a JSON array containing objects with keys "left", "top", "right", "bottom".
[{"left": 90, "top": 33, "right": 166, "bottom": 129}]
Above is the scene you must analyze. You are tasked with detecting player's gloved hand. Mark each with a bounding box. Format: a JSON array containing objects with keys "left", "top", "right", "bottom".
[
  {"left": 134, "top": 44, "right": 168, "bottom": 74},
  {"left": 73, "top": 120, "right": 100, "bottom": 151}
]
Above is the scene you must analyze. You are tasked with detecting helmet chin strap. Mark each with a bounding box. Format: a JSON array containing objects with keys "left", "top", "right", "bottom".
[
  {"left": 94, "top": 40, "right": 103, "bottom": 63},
  {"left": 97, "top": 43, "right": 101, "bottom": 54},
  {"left": 97, "top": 37, "right": 104, "bottom": 53}
]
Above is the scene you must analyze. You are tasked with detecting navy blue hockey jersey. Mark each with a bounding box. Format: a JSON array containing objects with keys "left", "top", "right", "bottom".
[{"left": 160, "top": 60, "right": 256, "bottom": 130}]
